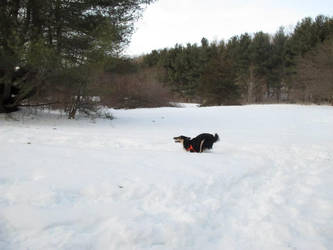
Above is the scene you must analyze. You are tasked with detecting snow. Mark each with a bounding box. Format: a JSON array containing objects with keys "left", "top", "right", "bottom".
[{"left": 0, "top": 104, "right": 333, "bottom": 250}]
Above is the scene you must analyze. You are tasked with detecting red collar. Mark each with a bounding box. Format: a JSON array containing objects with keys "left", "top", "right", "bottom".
[{"left": 186, "top": 145, "right": 196, "bottom": 152}]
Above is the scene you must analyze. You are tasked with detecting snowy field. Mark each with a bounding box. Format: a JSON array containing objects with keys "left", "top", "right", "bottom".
[{"left": 1, "top": 104, "right": 333, "bottom": 250}]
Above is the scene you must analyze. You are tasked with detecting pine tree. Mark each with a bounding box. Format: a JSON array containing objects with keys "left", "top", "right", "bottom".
[
  {"left": 199, "top": 43, "right": 240, "bottom": 105},
  {"left": 269, "top": 27, "right": 289, "bottom": 102},
  {"left": 250, "top": 32, "right": 272, "bottom": 102},
  {"left": 0, "top": 0, "right": 155, "bottom": 115}
]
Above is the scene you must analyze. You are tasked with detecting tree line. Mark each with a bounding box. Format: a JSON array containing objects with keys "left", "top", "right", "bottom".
[
  {"left": 1, "top": 5, "right": 332, "bottom": 118},
  {"left": 142, "top": 15, "right": 333, "bottom": 105}
]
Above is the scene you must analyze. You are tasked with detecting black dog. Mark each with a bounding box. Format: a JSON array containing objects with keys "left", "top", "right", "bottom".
[{"left": 174, "top": 133, "right": 219, "bottom": 153}]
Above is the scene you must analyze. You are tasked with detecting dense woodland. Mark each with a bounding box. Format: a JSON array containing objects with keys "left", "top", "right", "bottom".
[
  {"left": 142, "top": 15, "right": 333, "bottom": 105},
  {"left": 0, "top": 0, "right": 332, "bottom": 118}
]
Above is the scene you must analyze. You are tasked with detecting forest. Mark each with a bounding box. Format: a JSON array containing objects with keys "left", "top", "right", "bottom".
[
  {"left": 1, "top": 0, "right": 332, "bottom": 118},
  {"left": 142, "top": 15, "right": 333, "bottom": 106}
]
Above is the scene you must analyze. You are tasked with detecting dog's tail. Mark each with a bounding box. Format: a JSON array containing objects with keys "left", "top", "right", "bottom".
[{"left": 214, "top": 133, "right": 220, "bottom": 142}]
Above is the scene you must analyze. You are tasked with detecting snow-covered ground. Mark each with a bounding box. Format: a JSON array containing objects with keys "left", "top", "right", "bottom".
[{"left": 1, "top": 104, "right": 333, "bottom": 250}]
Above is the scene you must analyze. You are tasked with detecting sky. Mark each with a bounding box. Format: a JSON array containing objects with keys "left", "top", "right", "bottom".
[{"left": 125, "top": 0, "right": 333, "bottom": 56}]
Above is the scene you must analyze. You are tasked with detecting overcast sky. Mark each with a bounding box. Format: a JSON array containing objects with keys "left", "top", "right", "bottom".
[{"left": 125, "top": 0, "right": 333, "bottom": 56}]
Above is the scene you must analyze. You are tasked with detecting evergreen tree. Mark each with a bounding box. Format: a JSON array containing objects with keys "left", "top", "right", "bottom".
[
  {"left": 269, "top": 27, "right": 289, "bottom": 101},
  {"left": 250, "top": 32, "right": 272, "bottom": 102},
  {"left": 236, "top": 33, "right": 254, "bottom": 103},
  {"left": 0, "top": 0, "right": 155, "bottom": 115},
  {"left": 199, "top": 43, "right": 240, "bottom": 105}
]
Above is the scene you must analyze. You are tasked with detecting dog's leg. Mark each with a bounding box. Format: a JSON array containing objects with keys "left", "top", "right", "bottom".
[{"left": 199, "top": 139, "right": 205, "bottom": 153}]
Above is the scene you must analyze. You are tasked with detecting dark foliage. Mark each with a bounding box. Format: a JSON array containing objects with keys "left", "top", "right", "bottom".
[
  {"left": 142, "top": 15, "right": 333, "bottom": 105},
  {"left": 0, "top": 0, "right": 155, "bottom": 116}
]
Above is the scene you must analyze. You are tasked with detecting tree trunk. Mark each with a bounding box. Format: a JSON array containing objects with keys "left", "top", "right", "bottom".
[
  {"left": 68, "top": 83, "right": 85, "bottom": 119},
  {"left": 0, "top": 73, "right": 15, "bottom": 113},
  {"left": 68, "top": 95, "right": 80, "bottom": 119},
  {"left": 247, "top": 65, "right": 255, "bottom": 103}
]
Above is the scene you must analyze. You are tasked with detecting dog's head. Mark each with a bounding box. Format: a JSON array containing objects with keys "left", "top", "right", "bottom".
[{"left": 173, "top": 135, "right": 190, "bottom": 143}]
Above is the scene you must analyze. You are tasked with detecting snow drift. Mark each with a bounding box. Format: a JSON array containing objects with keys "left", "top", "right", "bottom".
[{"left": 0, "top": 104, "right": 332, "bottom": 250}]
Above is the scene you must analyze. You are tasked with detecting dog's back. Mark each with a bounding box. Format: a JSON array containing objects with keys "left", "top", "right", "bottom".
[
  {"left": 194, "top": 133, "right": 218, "bottom": 143},
  {"left": 193, "top": 133, "right": 219, "bottom": 150}
]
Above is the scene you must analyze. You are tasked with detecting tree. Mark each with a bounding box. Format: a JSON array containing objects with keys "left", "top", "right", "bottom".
[
  {"left": 293, "top": 37, "right": 333, "bottom": 103},
  {"left": 269, "top": 27, "right": 289, "bottom": 102},
  {"left": 199, "top": 44, "right": 240, "bottom": 105},
  {"left": 158, "top": 43, "right": 202, "bottom": 100},
  {"left": 250, "top": 32, "right": 272, "bottom": 102},
  {"left": 235, "top": 33, "right": 253, "bottom": 103},
  {"left": 0, "top": 0, "right": 155, "bottom": 116},
  {"left": 286, "top": 15, "right": 333, "bottom": 101}
]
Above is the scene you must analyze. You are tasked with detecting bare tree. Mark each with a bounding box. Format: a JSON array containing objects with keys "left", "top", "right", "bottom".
[{"left": 293, "top": 37, "right": 333, "bottom": 104}]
